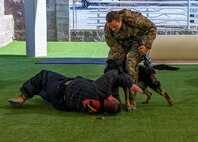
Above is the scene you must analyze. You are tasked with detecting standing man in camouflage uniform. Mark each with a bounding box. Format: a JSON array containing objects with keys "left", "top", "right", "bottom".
[{"left": 104, "top": 9, "right": 157, "bottom": 110}]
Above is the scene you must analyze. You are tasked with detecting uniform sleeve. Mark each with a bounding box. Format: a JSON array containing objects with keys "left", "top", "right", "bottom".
[
  {"left": 127, "top": 11, "right": 157, "bottom": 49},
  {"left": 104, "top": 24, "right": 126, "bottom": 60}
]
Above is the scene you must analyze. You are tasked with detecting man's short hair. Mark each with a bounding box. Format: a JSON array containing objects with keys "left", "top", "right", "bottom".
[
  {"left": 106, "top": 11, "right": 120, "bottom": 23},
  {"left": 104, "top": 96, "right": 121, "bottom": 114}
]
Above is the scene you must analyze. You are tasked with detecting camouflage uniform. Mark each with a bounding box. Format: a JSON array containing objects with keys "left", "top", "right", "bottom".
[{"left": 104, "top": 9, "right": 157, "bottom": 102}]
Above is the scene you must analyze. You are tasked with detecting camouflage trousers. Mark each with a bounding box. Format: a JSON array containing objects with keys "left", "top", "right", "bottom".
[
  {"left": 125, "top": 42, "right": 143, "bottom": 84},
  {"left": 125, "top": 42, "right": 143, "bottom": 106}
]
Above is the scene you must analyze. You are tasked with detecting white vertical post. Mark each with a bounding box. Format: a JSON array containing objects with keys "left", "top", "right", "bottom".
[{"left": 25, "top": 0, "right": 47, "bottom": 57}]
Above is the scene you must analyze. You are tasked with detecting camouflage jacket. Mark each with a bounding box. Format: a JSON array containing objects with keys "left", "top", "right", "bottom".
[{"left": 104, "top": 9, "right": 157, "bottom": 60}]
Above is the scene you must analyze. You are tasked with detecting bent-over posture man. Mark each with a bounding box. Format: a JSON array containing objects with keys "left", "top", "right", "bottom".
[
  {"left": 104, "top": 9, "right": 157, "bottom": 110},
  {"left": 9, "top": 70, "right": 143, "bottom": 114}
]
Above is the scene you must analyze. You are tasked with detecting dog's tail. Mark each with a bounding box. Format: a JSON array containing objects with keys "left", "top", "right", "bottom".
[{"left": 153, "top": 64, "right": 179, "bottom": 71}]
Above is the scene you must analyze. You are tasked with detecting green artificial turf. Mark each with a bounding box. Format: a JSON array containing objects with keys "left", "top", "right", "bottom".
[{"left": 0, "top": 41, "right": 198, "bottom": 142}]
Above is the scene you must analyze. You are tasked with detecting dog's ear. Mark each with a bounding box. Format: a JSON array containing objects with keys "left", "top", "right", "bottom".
[{"left": 104, "top": 59, "right": 123, "bottom": 73}]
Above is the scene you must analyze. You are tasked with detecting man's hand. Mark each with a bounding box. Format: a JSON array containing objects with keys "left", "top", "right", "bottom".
[
  {"left": 138, "top": 45, "right": 149, "bottom": 55},
  {"left": 130, "top": 84, "right": 143, "bottom": 94}
]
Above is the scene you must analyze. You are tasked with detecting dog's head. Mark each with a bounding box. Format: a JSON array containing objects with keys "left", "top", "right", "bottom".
[{"left": 104, "top": 59, "right": 124, "bottom": 73}]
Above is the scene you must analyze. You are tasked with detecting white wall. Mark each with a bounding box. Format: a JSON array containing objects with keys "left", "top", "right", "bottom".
[{"left": 150, "top": 35, "right": 198, "bottom": 61}]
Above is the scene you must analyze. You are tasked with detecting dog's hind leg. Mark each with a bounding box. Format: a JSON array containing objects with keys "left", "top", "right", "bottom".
[
  {"left": 159, "top": 90, "right": 173, "bottom": 106},
  {"left": 142, "top": 88, "right": 152, "bottom": 104}
]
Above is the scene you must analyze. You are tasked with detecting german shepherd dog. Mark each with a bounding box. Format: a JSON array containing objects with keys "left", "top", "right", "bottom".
[{"left": 105, "top": 59, "right": 178, "bottom": 111}]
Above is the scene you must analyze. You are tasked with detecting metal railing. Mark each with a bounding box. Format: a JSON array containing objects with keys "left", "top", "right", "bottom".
[{"left": 70, "top": 0, "right": 198, "bottom": 30}]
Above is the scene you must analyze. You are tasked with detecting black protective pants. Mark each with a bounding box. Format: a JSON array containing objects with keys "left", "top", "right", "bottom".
[{"left": 20, "top": 70, "right": 73, "bottom": 110}]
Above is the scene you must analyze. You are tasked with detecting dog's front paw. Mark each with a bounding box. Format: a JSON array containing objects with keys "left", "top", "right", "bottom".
[
  {"left": 129, "top": 103, "right": 136, "bottom": 110},
  {"left": 126, "top": 102, "right": 136, "bottom": 111},
  {"left": 125, "top": 101, "right": 131, "bottom": 111}
]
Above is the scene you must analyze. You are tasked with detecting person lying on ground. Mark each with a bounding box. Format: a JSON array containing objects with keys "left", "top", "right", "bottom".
[{"left": 8, "top": 69, "right": 143, "bottom": 114}]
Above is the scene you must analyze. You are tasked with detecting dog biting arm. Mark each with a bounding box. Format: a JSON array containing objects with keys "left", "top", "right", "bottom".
[{"left": 114, "top": 72, "right": 143, "bottom": 94}]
